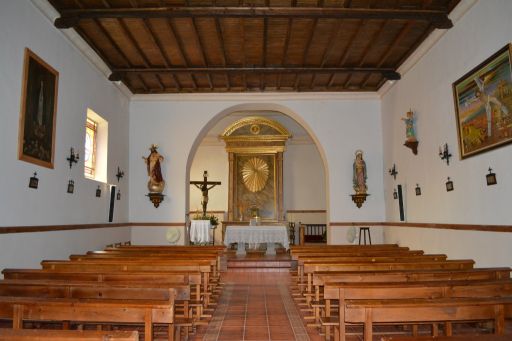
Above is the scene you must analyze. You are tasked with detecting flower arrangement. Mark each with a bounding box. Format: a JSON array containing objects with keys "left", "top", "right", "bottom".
[{"left": 192, "top": 210, "right": 219, "bottom": 226}]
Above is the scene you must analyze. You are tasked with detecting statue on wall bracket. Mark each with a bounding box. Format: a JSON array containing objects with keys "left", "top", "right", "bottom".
[
  {"left": 402, "top": 109, "right": 419, "bottom": 155},
  {"left": 351, "top": 149, "right": 369, "bottom": 208},
  {"left": 142, "top": 144, "right": 165, "bottom": 208}
]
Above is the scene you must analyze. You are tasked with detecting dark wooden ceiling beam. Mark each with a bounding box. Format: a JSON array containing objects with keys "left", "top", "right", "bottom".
[
  {"left": 55, "top": 7, "right": 453, "bottom": 29},
  {"left": 214, "top": 18, "right": 230, "bottom": 89},
  {"left": 191, "top": 18, "right": 214, "bottom": 89},
  {"left": 109, "top": 66, "right": 400, "bottom": 79},
  {"left": 277, "top": 18, "right": 293, "bottom": 90}
]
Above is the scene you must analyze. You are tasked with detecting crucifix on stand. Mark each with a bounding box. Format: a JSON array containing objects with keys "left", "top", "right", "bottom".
[{"left": 190, "top": 170, "right": 221, "bottom": 217}]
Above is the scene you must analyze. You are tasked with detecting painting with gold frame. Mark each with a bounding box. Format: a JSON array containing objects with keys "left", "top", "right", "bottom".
[
  {"left": 18, "top": 48, "right": 59, "bottom": 168},
  {"left": 452, "top": 44, "right": 512, "bottom": 159}
]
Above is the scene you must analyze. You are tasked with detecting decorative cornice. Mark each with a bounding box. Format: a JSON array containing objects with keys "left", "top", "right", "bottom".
[{"left": 0, "top": 222, "right": 185, "bottom": 234}]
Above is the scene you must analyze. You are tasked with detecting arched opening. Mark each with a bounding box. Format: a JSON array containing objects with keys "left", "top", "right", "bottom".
[{"left": 184, "top": 103, "right": 330, "bottom": 244}]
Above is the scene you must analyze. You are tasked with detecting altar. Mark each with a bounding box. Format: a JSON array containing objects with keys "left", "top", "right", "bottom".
[
  {"left": 190, "top": 220, "right": 211, "bottom": 244},
  {"left": 224, "top": 225, "right": 289, "bottom": 255}
]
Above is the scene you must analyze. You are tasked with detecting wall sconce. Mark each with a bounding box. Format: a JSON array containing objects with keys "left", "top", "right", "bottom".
[
  {"left": 486, "top": 167, "right": 497, "bottom": 186},
  {"left": 393, "top": 188, "right": 398, "bottom": 199},
  {"left": 96, "top": 185, "right": 101, "bottom": 197},
  {"left": 445, "top": 177, "right": 454, "bottom": 192},
  {"left": 116, "top": 167, "right": 125, "bottom": 182},
  {"left": 66, "top": 147, "right": 79, "bottom": 169},
  {"left": 438, "top": 143, "right": 452, "bottom": 165},
  {"left": 67, "top": 180, "right": 74, "bottom": 194},
  {"left": 117, "top": 190, "right": 121, "bottom": 200},
  {"left": 28, "top": 172, "right": 39, "bottom": 189},
  {"left": 388, "top": 164, "right": 398, "bottom": 180},
  {"left": 415, "top": 184, "right": 421, "bottom": 196}
]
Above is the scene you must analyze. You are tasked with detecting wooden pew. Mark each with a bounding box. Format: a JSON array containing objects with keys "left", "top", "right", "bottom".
[
  {"left": 290, "top": 249, "right": 425, "bottom": 261},
  {"left": 0, "top": 295, "right": 175, "bottom": 341},
  {"left": 290, "top": 244, "right": 403, "bottom": 251},
  {"left": 0, "top": 329, "right": 139, "bottom": 341},
  {"left": 311, "top": 268, "right": 511, "bottom": 334},
  {"left": 381, "top": 335, "right": 512, "bottom": 341},
  {"left": 323, "top": 280, "right": 512, "bottom": 341},
  {"left": 302, "top": 260, "right": 475, "bottom": 297},
  {"left": 344, "top": 297, "right": 512, "bottom": 341},
  {"left": 1, "top": 269, "right": 203, "bottom": 316}
]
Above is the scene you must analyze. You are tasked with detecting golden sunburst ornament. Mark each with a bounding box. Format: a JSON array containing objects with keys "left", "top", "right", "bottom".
[{"left": 241, "top": 157, "right": 269, "bottom": 192}]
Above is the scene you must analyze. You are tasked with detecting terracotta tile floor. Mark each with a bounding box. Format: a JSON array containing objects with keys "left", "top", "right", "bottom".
[
  {"left": 191, "top": 272, "right": 323, "bottom": 341},
  {"left": 189, "top": 270, "right": 512, "bottom": 341}
]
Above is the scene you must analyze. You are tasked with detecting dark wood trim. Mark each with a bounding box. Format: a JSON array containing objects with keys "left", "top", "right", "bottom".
[
  {"left": 187, "top": 211, "right": 226, "bottom": 215},
  {"left": 329, "top": 222, "right": 512, "bottom": 233},
  {"left": 0, "top": 222, "right": 187, "bottom": 234},
  {"left": 109, "top": 66, "right": 401, "bottom": 81},
  {"left": 129, "top": 222, "right": 186, "bottom": 227},
  {"left": 0, "top": 223, "right": 130, "bottom": 234},
  {"left": 286, "top": 210, "right": 326, "bottom": 213},
  {"left": 55, "top": 7, "right": 452, "bottom": 28}
]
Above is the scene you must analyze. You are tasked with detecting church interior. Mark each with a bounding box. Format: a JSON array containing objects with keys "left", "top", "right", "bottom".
[{"left": 1, "top": 0, "right": 512, "bottom": 340}]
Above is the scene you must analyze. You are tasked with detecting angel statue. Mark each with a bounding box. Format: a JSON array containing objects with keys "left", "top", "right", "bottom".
[
  {"left": 142, "top": 144, "right": 165, "bottom": 193},
  {"left": 353, "top": 150, "right": 367, "bottom": 195}
]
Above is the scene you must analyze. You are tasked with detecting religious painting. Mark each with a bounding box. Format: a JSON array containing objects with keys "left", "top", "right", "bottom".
[
  {"left": 18, "top": 48, "right": 59, "bottom": 168},
  {"left": 453, "top": 44, "right": 512, "bottom": 159}
]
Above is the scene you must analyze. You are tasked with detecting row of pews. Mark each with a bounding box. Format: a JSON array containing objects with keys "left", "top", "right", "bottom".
[
  {"left": 0, "top": 244, "right": 226, "bottom": 341},
  {"left": 290, "top": 243, "right": 512, "bottom": 341}
]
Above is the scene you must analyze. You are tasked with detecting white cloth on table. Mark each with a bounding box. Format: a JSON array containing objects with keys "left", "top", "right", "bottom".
[
  {"left": 190, "top": 220, "right": 211, "bottom": 243},
  {"left": 223, "top": 226, "right": 289, "bottom": 249}
]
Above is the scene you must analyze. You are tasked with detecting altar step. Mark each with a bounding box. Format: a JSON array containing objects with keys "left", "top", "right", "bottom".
[{"left": 226, "top": 254, "right": 296, "bottom": 272}]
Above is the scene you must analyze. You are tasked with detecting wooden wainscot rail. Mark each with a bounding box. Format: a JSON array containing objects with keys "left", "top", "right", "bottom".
[{"left": 0, "top": 329, "right": 139, "bottom": 341}]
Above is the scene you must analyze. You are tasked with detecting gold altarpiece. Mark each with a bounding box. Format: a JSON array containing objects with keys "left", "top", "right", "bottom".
[{"left": 221, "top": 117, "right": 291, "bottom": 223}]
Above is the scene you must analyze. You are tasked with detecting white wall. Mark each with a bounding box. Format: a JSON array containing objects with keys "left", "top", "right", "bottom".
[
  {"left": 381, "top": 0, "right": 512, "bottom": 267},
  {"left": 0, "top": 227, "right": 131, "bottom": 275},
  {"left": 129, "top": 98, "right": 385, "bottom": 244},
  {"left": 283, "top": 143, "right": 326, "bottom": 211},
  {"left": 0, "top": 1, "right": 130, "bottom": 268}
]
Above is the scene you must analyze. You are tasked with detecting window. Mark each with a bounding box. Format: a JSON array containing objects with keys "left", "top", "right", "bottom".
[
  {"left": 84, "top": 117, "right": 97, "bottom": 179},
  {"left": 84, "top": 108, "right": 108, "bottom": 182}
]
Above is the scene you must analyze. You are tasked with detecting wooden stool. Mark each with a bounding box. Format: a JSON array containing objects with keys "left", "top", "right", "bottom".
[{"left": 358, "top": 227, "right": 371, "bottom": 245}]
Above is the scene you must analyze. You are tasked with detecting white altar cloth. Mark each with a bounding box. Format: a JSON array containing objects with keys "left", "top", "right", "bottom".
[
  {"left": 190, "top": 220, "right": 211, "bottom": 244},
  {"left": 224, "top": 226, "right": 289, "bottom": 252}
]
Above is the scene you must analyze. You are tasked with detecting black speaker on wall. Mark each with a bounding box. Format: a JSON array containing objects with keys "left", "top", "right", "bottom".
[
  {"left": 109, "top": 186, "right": 116, "bottom": 222},
  {"left": 397, "top": 184, "right": 404, "bottom": 221}
]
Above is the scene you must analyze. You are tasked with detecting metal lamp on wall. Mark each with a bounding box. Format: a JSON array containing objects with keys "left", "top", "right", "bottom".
[{"left": 486, "top": 167, "right": 497, "bottom": 186}]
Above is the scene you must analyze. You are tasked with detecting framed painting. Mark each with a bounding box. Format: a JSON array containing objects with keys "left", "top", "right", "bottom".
[
  {"left": 18, "top": 48, "right": 59, "bottom": 168},
  {"left": 453, "top": 44, "right": 512, "bottom": 159}
]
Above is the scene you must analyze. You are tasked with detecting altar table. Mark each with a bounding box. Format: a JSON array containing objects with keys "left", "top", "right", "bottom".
[
  {"left": 190, "top": 220, "right": 211, "bottom": 244},
  {"left": 224, "top": 225, "right": 289, "bottom": 255}
]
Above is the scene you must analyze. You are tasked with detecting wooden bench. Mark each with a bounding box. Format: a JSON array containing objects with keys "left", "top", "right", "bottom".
[
  {"left": 302, "top": 260, "right": 475, "bottom": 297},
  {"left": 0, "top": 329, "right": 139, "bottom": 341},
  {"left": 0, "top": 295, "right": 175, "bottom": 341},
  {"left": 381, "top": 335, "right": 512, "bottom": 341},
  {"left": 323, "top": 280, "right": 512, "bottom": 341},
  {"left": 290, "top": 249, "right": 425, "bottom": 261},
  {"left": 344, "top": 297, "right": 512, "bottom": 341}
]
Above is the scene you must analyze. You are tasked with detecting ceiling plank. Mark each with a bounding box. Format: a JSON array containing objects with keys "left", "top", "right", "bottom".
[
  {"left": 277, "top": 18, "right": 293, "bottom": 90},
  {"left": 191, "top": 18, "right": 214, "bottom": 89},
  {"left": 55, "top": 7, "right": 453, "bottom": 29},
  {"left": 167, "top": 18, "right": 198, "bottom": 89},
  {"left": 214, "top": 18, "right": 231, "bottom": 89}
]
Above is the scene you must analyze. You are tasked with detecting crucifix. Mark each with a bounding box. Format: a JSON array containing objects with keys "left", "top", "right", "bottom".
[{"left": 190, "top": 170, "right": 221, "bottom": 217}]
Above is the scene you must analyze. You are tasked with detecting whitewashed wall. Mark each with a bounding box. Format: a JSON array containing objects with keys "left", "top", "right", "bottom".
[
  {"left": 129, "top": 98, "right": 385, "bottom": 244},
  {"left": 0, "top": 1, "right": 131, "bottom": 269},
  {"left": 381, "top": 0, "right": 512, "bottom": 267}
]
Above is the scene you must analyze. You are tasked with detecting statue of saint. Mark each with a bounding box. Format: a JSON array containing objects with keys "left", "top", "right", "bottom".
[
  {"left": 142, "top": 144, "right": 165, "bottom": 193},
  {"left": 353, "top": 150, "right": 367, "bottom": 194},
  {"left": 401, "top": 110, "right": 417, "bottom": 142}
]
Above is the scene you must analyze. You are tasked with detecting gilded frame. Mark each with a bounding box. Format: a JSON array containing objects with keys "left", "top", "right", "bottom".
[
  {"left": 18, "top": 48, "right": 59, "bottom": 168},
  {"left": 452, "top": 44, "right": 512, "bottom": 159}
]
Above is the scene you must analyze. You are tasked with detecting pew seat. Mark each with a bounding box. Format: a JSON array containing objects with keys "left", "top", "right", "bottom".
[{"left": 0, "top": 329, "right": 139, "bottom": 341}]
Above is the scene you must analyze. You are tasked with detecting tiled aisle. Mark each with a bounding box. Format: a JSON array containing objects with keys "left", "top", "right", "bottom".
[{"left": 192, "top": 272, "right": 323, "bottom": 341}]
